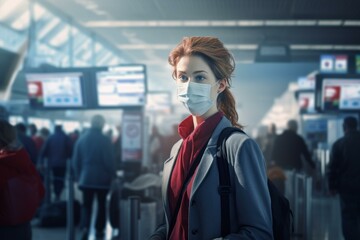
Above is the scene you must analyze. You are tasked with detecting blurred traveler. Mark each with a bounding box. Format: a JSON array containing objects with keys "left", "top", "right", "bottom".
[
  {"left": 72, "top": 115, "right": 116, "bottom": 240},
  {"left": 263, "top": 123, "right": 278, "bottom": 166},
  {"left": 29, "top": 123, "right": 44, "bottom": 152},
  {"left": 149, "top": 37, "right": 272, "bottom": 239},
  {"left": 0, "top": 119, "right": 45, "bottom": 240},
  {"left": 328, "top": 116, "right": 360, "bottom": 240},
  {"left": 40, "top": 125, "right": 72, "bottom": 201},
  {"left": 271, "top": 119, "right": 315, "bottom": 171},
  {"left": 113, "top": 125, "right": 122, "bottom": 170},
  {"left": 149, "top": 125, "right": 164, "bottom": 167},
  {"left": 69, "top": 129, "right": 80, "bottom": 145},
  {"left": 15, "top": 123, "right": 38, "bottom": 164}
]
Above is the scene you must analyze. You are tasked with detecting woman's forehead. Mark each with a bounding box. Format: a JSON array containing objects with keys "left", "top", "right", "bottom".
[{"left": 176, "top": 55, "right": 211, "bottom": 73}]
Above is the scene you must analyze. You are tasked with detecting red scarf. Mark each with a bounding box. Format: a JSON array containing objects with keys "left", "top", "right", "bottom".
[{"left": 168, "top": 112, "right": 223, "bottom": 239}]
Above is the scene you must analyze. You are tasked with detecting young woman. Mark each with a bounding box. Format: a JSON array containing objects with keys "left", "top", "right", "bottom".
[{"left": 150, "top": 37, "right": 273, "bottom": 240}]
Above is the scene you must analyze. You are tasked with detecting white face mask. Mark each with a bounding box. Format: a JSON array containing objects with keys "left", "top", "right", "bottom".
[{"left": 177, "top": 81, "right": 217, "bottom": 116}]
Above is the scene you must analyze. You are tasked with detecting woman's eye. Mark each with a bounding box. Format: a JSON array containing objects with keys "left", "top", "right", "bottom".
[
  {"left": 178, "top": 75, "right": 188, "bottom": 81},
  {"left": 195, "top": 75, "right": 205, "bottom": 81}
]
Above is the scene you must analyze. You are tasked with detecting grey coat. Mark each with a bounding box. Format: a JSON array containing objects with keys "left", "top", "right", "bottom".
[
  {"left": 152, "top": 117, "right": 273, "bottom": 240},
  {"left": 72, "top": 128, "right": 115, "bottom": 189}
]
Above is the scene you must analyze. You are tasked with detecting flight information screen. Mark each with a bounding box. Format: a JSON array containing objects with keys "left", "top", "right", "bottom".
[
  {"left": 96, "top": 65, "right": 146, "bottom": 107},
  {"left": 26, "top": 72, "right": 84, "bottom": 109},
  {"left": 322, "top": 78, "right": 360, "bottom": 111}
]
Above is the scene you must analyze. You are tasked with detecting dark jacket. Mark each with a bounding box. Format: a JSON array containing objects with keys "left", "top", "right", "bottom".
[
  {"left": 72, "top": 128, "right": 115, "bottom": 189},
  {"left": 41, "top": 128, "right": 72, "bottom": 168},
  {"left": 328, "top": 130, "right": 360, "bottom": 194},
  {"left": 271, "top": 130, "right": 315, "bottom": 171},
  {"left": 17, "top": 134, "right": 38, "bottom": 165}
]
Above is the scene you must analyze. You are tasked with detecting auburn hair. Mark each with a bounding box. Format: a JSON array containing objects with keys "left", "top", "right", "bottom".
[{"left": 168, "top": 36, "right": 243, "bottom": 128}]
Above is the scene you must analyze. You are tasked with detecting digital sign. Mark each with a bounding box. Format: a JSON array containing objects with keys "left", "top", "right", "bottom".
[{"left": 26, "top": 72, "right": 85, "bottom": 109}]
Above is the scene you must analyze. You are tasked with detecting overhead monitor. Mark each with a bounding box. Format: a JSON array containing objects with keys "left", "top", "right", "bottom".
[
  {"left": 315, "top": 74, "right": 360, "bottom": 112},
  {"left": 297, "top": 76, "right": 315, "bottom": 90},
  {"left": 297, "top": 91, "right": 316, "bottom": 114},
  {"left": 146, "top": 91, "right": 172, "bottom": 113},
  {"left": 320, "top": 55, "right": 348, "bottom": 74},
  {"left": 26, "top": 72, "right": 86, "bottom": 109},
  {"left": 96, "top": 65, "right": 146, "bottom": 107}
]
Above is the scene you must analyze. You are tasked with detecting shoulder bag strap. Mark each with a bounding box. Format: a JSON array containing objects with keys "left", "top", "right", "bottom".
[{"left": 216, "top": 127, "right": 245, "bottom": 237}]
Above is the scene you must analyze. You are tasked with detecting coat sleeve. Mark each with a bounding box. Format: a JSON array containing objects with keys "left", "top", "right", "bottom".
[{"left": 225, "top": 136, "right": 273, "bottom": 240}]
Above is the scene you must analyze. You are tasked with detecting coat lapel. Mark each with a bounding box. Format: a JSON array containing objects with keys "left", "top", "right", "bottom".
[
  {"left": 190, "top": 117, "right": 232, "bottom": 197},
  {"left": 162, "top": 140, "right": 182, "bottom": 220}
]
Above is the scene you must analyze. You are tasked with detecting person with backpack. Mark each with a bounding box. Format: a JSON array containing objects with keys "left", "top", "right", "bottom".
[{"left": 149, "top": 37, "right": 273, "bottom": 240}]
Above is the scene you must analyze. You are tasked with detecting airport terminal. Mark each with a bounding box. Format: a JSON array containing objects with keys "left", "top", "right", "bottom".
[{"left": 1, "top": 0, "right": 360, "bottom": 239}]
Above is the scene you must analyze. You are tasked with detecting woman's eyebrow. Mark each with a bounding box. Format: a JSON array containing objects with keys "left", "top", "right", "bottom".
[{"left": 193, "top": 70, "right": 207, "bottom": 74}]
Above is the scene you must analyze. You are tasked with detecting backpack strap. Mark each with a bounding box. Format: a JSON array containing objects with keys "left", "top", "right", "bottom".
[{"left": 216, "top": 127, "right": 246, "bottom": 237}]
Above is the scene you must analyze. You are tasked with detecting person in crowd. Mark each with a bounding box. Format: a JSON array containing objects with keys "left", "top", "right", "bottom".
[
  {"left": 113, "top": 125, "right": 122, "bottom": 170},
  {"left": 0, "top": 119, "right": 45, "bottom": 240},
  {"left": 149, "top": 125, "right": 164, "bottom": 167},
  {"left": 271, "top": 119, "right": 315, "bottom": 171},
  {"left": 40, "top": 125, "right": 72, "bottom": 201},
  {"left": 328, "top": 116, "right": 360, "bottom": 240},
  {"left": 263, "top": 123, "right": 278, "bottom": 166},
  {"left": 69, "top": 129, "right": 80, "bottom": 145},
  {"left": 15, "top": 123, "right": 38, "bottom": 164},
  {"left": 72, "top": 115, "right": 116, "bottom": 240},
  {"left": 39, "top": 127, "right": 50, "bottom": 143},
  {"left": 28, "top": 123, "right": 44, "bottom": 152},
  {"left": 150, "top": 37, "right": 273, "bottom": 239}
]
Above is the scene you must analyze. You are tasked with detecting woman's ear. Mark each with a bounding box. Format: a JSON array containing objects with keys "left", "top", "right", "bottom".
[{"left": 217, "top": 79, "right": 227, "bottom": 94}]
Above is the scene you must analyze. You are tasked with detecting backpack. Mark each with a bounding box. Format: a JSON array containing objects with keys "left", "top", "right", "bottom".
[{"left": 216, "top": 127, "right": 294, "bottom": 240}]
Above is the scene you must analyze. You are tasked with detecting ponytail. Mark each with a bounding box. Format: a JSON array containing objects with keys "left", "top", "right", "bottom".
[{"left": 217, "top": 88, "right": 243, "bottom": 129}]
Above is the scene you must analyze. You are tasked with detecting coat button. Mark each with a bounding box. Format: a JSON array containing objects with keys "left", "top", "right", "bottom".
[
  {"left": 191, "top": 229, "right": 198, "bottom": 235},
  {"left": 191, "top": 200, "right": 196, "bottom": 206}
]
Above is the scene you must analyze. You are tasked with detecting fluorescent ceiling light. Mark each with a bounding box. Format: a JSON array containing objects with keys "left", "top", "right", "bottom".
[
  {"left": 84, "top": 19, "right": 350, "bottom": 28},
  {"left": 318, "top": 20, "right": 342, "bottom": 26},
  {"left": 95, "top": 43, "right": 103, "bottom": 52},
  {"left": 38, "top": 18, "right": 61, "bottom": 39},
  {"left": 49, "top": 26, "right": 69, "bottom": 47},
  {"left": 265, "top": 20, "right": 296, "bottom": 26},
  {"left": 11, "top": 10, "right": 30, "bottom": 30},
  {"left": 344, "top": 20, "right": 360, "bottom": 26},
  {"left": 34, "top": 3, "right": 46, "bottom": 21},
  {"left": 296, "top": 20, "right": 317, "bottom": 26},
  {"left": 291, "top": 44, "right": 360, "bottom": 50},
  {"left": 183, "top": 21, "right": 210, "bottom": 26},
  {"left": 225, "top": 44, "right": 258, "bottom": 50},
  {"left": 0, "top": 0, "right": 23, "bottom": 21},
  {"left": 237, "top": 20, "right": 264, "bottom": 26},
  {"left": 211, "top": 21, "right": 237, "bottom": 26}
]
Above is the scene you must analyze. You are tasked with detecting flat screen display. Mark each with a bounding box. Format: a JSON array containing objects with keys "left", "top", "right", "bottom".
[
  {"left": 321, "top": 78, "right": 360, "bottom": 111},
  {"left": 320, "top": 55, "right": 348, "bottom": 74},
  {"left": 26, "top": 72, "right": 85, "bottom": 109},
  {"left": 96, "top": 65, "right": 146, "bottom": 107},
  {"left": 298, "top": 91, "right": 315, "bottom": 114}
]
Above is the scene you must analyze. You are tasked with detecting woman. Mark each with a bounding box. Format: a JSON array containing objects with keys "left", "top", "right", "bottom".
[
  {"left": 0, "top": 119, "right": 45, "bottom": 240},
  {"left": 150, "top": 37, "right": 273, "bottom": 239}
]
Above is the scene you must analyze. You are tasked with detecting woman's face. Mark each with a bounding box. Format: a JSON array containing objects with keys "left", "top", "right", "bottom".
[{"left": 176, "top": 55, "right": 219, "bottom": 100}]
